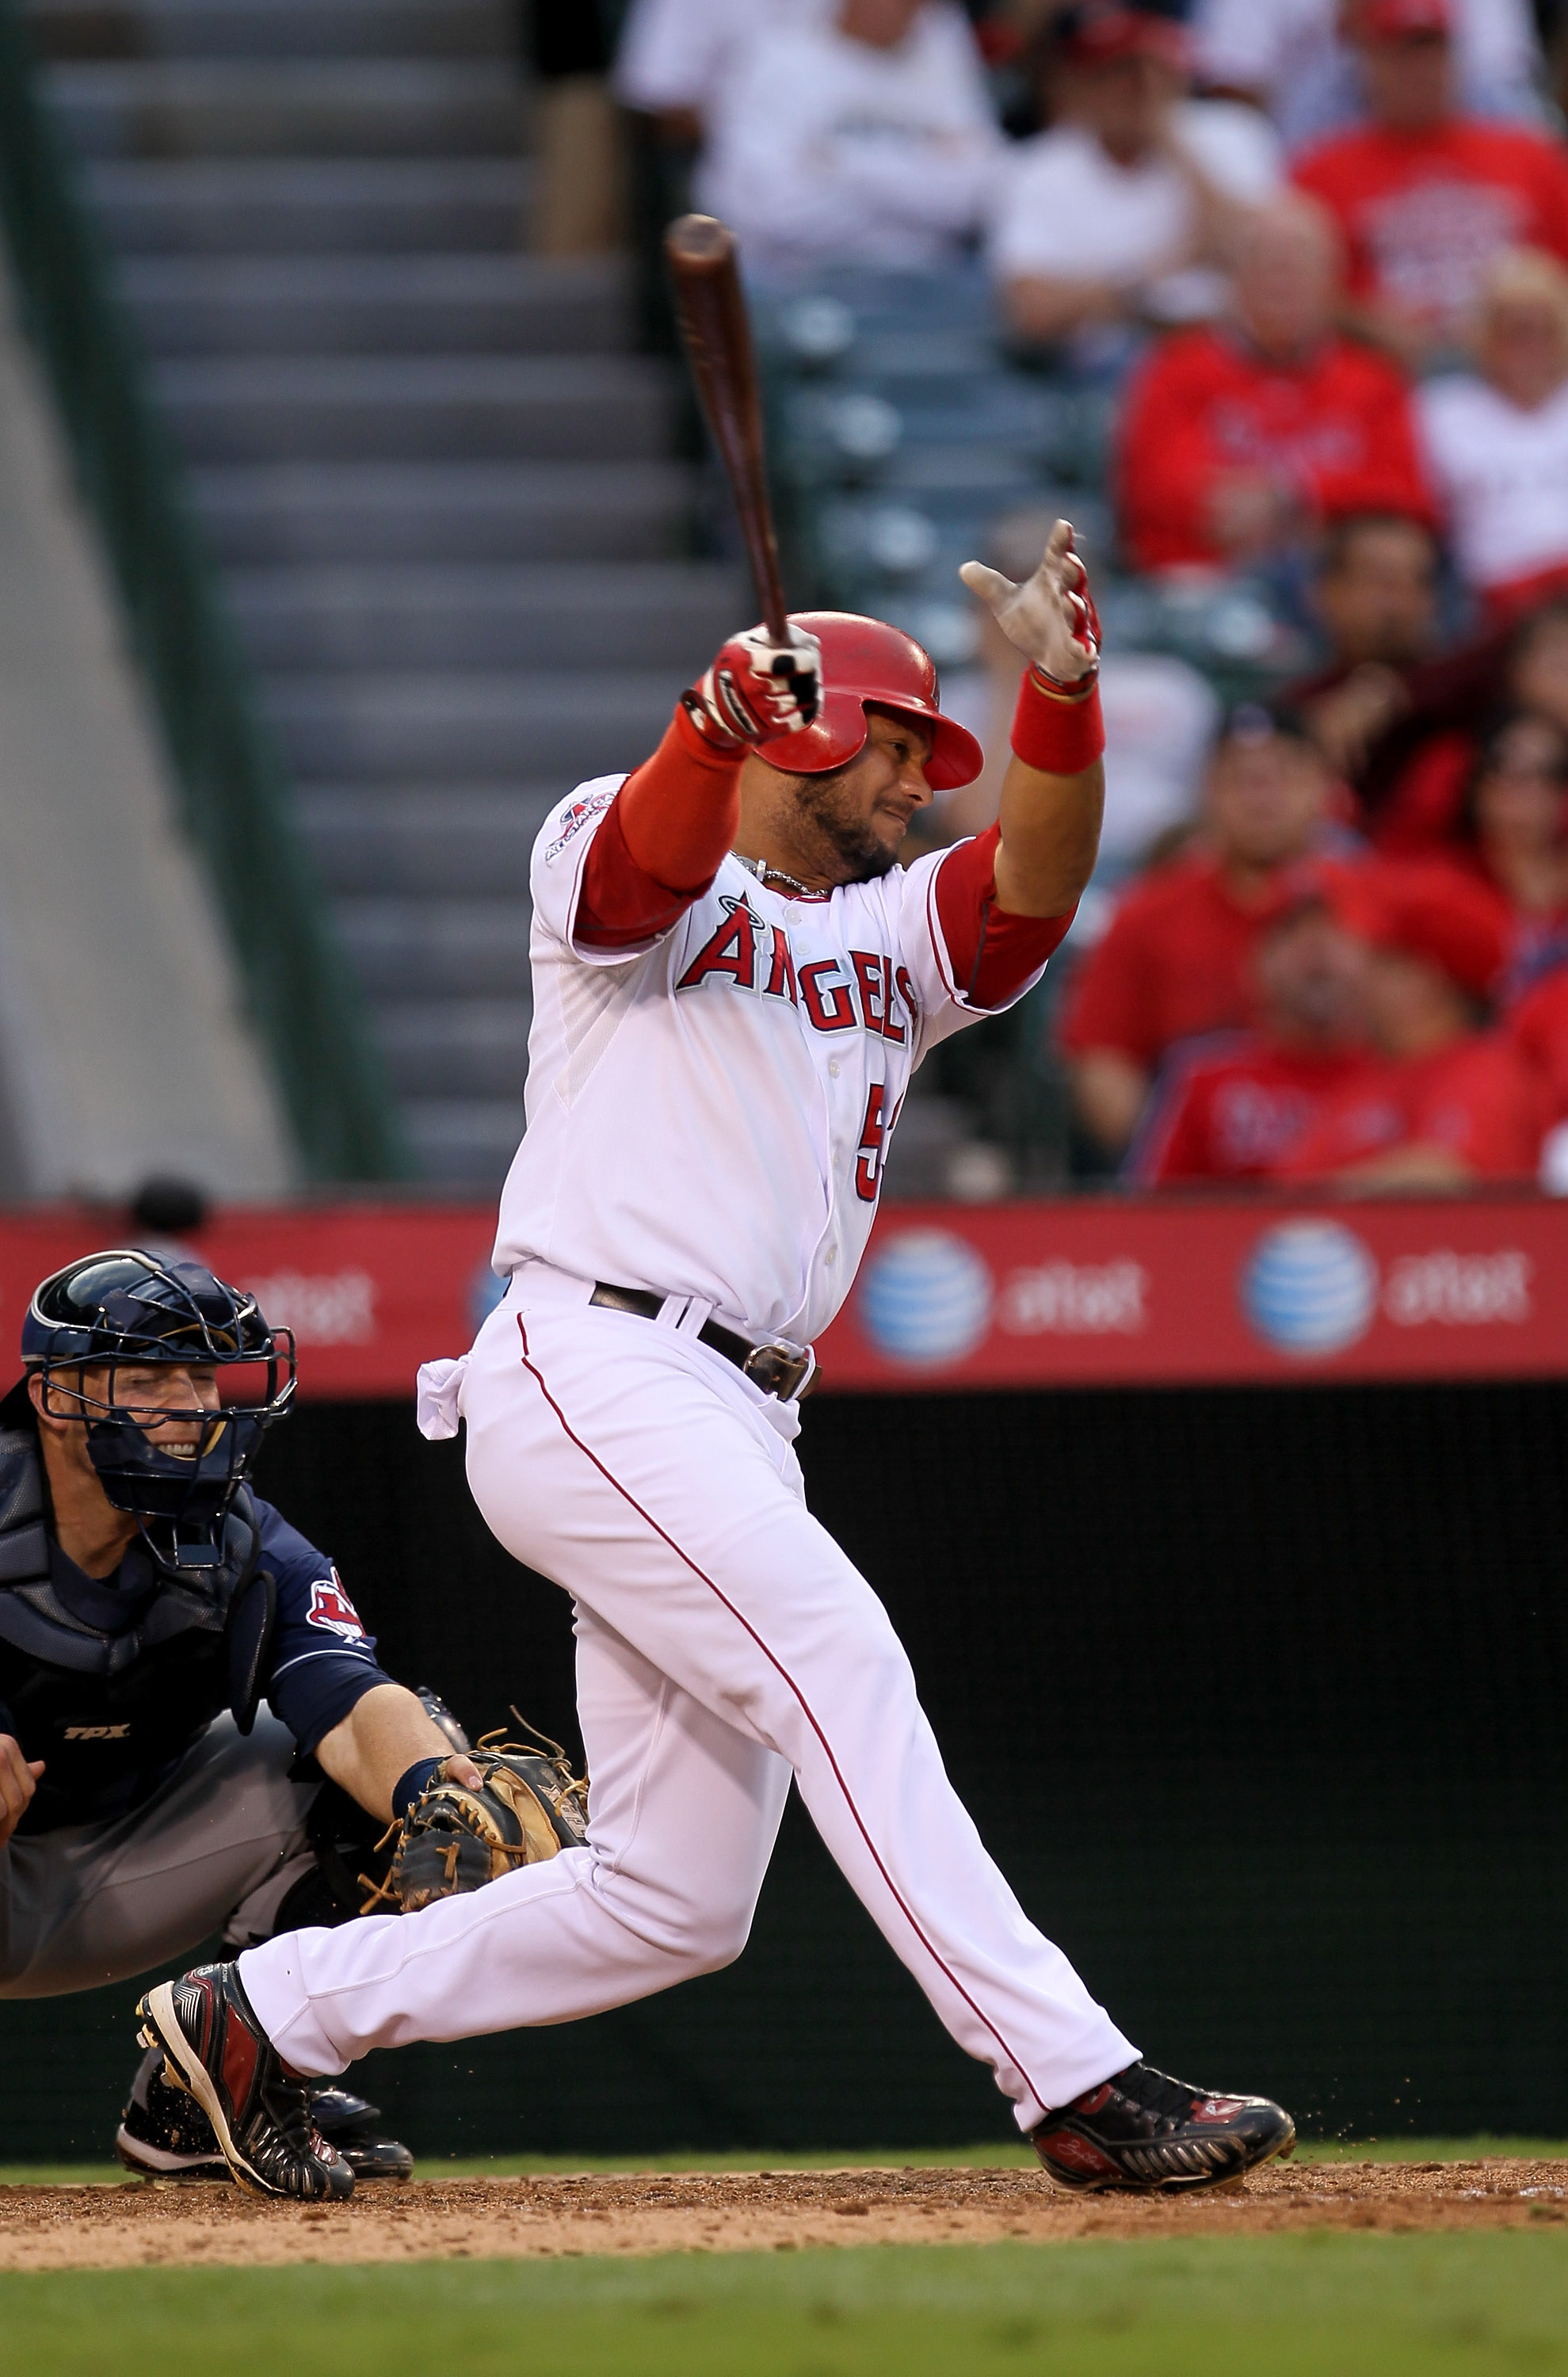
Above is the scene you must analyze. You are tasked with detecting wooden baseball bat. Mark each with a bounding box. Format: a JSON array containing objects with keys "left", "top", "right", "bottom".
[{"left": 663, "top": 213, "right": 790, "bottom": 645}]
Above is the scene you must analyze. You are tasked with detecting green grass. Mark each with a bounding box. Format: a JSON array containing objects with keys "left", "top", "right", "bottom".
[
  {"left": 6, "top": 2235, "right": 1568, "bottom": 2376},
  {"left": 5, "top": 2136, "right": 1566, "bottom": 2187}
]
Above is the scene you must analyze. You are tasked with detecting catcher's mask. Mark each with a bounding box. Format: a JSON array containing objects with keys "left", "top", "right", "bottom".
[{"left": 21, "top": 1249, "right": 295, "bottom": 1569}]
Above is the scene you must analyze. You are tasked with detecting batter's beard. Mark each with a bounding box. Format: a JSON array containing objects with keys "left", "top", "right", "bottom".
[{"left": 787, "top": 772, "right": 898, "bottom": 884}]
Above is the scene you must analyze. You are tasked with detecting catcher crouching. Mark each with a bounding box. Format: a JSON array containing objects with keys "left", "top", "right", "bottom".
[{"left": 0, "top": 1249, "right": 582, "bottom": 2195}]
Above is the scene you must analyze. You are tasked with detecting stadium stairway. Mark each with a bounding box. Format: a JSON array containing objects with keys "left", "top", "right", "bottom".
[
  {"left": 27, "top": 0, "right": 742, "bottom": 1184},
  {"left": 0, "top": 235, "right": 293, "bottom": 1200}
]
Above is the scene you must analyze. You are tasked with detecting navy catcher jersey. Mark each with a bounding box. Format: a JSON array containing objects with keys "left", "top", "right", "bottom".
[{"left": 0, "top": 1494, "right": 391, "bottom": 1833}]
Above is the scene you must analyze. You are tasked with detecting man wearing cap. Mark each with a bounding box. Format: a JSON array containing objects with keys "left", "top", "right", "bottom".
[
  {"left": 1127, "top": 884, "right": 1379, "bottom": 1182},
  {"left": 1275, "top": 859, "right": 1547, "bottom": 1181},
  {"left": 1191, "top": 0, "right": 1542, "bottom": 157},
  {"left": 1059, "top": 701, "right": 1341, "bottom": 1159},
  {"left": 1292, "top": 0, "right": 1568, "bottom": 369},
  {"left": 692, "top": 0, "right": 1001, "bottom": 283},
  {"left": 993, "top": 2, "right": 1281, "bottom": 361}
]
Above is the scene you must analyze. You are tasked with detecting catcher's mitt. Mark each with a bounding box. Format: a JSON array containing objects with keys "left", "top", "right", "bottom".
[{"left": 363, "top": 1722, "right": 588, "bottom": 1915}]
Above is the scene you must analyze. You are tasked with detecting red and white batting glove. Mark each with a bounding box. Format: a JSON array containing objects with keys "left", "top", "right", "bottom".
[
  {"left": 959, "top": 518, "right": 1100, "bottom": 692},
  {"left": 682, "top": 623, "right": 824, "bottom": 751}
]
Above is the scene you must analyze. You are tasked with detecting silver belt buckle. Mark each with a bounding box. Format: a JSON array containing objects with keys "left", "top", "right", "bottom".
[{"left": 742, "top": 1342, "right": 814, "bottom": 1401}]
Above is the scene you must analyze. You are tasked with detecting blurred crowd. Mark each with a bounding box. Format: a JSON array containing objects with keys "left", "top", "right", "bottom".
[{"left": 544, "top": 0, "right": 1568, "bottom": 1194}]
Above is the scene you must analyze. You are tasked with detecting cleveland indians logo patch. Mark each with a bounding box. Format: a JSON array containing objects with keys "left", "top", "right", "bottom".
[
  {"left": 544, "top": 788, "right": 615, "bottom": 863},
  {"left": 307, "top": 1571, "right": 367, "bottom": 1642}
]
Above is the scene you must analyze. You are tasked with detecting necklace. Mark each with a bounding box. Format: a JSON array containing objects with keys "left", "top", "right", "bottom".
[{"left": 732, "top": 852, "right": 815, "bottom": 897}]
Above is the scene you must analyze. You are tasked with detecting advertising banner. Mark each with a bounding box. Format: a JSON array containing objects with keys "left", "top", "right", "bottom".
[
  {"left": 822, "top": 1197, "right": 1568, "bottom": 1389},
  {"left": 0, "top": 1206, "right": 498, "bottom": 1402},
  {"left": 0, "top": 1197, "right": 1562, "bottom": 1398}
]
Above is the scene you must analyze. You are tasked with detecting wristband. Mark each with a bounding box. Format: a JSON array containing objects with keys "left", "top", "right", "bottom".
[
  {"left": 393, "top": 1755, "right": 445, "bottom": 1816},
  {"left": 1011, "top": 667, "right": 1104, "bottom": 776}
]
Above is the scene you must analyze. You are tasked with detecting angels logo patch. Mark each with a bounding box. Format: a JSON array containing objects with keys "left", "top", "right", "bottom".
[
  {"left": 544, "top": 787, "right": 615, "bottom": 864},
  {"left": 307, "top": 1571, "right": 367, "bottom": 1643}
]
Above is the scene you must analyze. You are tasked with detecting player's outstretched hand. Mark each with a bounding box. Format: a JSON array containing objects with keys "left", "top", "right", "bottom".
[
  {"left": 0, "top": 1734, "right": 44, "bottom": 1844},
  {"left": 685, "top": 622, "right": 823, "bottom": 750},
  {"left": 960, "top": 519, "right": 1100, "bottom": 691}
]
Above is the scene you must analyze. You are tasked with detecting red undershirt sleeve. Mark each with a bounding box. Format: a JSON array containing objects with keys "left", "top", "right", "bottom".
[
  {"left": 576, "top": 704, "right": 742, "bottom": 950},
  {"left": 933, "top": 824, "right": 1077, "bottom": 1009}
]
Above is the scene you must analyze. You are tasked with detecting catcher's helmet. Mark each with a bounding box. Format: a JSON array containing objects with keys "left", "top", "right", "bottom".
[
  {"left": 21, "top": 1249, "right": 295, "bottom": 1566},
  {"left": 750, "top": 612, "right": 983, "bottom": 791}
]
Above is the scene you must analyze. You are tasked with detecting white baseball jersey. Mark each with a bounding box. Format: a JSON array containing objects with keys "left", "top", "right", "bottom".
[{"left": 490, "top": 776, "right": 1050, "bottom": 1345}]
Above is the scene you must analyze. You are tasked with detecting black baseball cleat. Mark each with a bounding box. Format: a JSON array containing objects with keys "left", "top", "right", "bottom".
[
  {"left": 305, "top": 2087, "right": 414, "bottom": 2181},
  {"left": 116, "top": 2044, "right": 412, "bottom": 2183},
  {"left": 135, "top": 1963, "right": 354, "bottom": 2200},
  {"left": 1032, "top": 2061, "right": 1295, "bottom": 2192}
]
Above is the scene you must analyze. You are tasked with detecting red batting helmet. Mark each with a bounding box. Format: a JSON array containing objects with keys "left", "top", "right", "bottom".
[{"left": 751, "top": 612, "right": 984, "bottom": 792}]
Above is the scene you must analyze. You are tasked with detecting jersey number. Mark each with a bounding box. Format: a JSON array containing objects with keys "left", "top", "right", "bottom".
[{"left": 856, "top": 1083, "right": 888, "bottom": 1203}]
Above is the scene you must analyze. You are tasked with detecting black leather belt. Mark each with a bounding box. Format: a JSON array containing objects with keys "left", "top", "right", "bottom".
[{"left": 589, "top": 1282, "right": 815, "bottom": 1402}]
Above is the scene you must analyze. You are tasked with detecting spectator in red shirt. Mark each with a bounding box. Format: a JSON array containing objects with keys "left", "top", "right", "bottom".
[
  {"left": 1116, "top": 193, "right": 1433, "bottom": 574},
  {"left": 1514, "top": 960, "right": 1568, "bottom": 1188},
  {"left": 1316, "top": 591, "right": 1568, "bottom": 856},
  {"left": 1506, "top": 597, "right": 1568, "bottom": 755},
  {"left": 1060, "top": 702, "right": 1338, "bottom": 1156},
  {"left": 1275, "top": 859, "right": 1545, "bottom": 1183},
  {"left": 1291, "top": 0, "right": 1568, "bottom": 372},
  {"left": 1127, "top": 890, "right": 1376, "bottom": 1182},
  {"left": 1284, "top": 509, "right": 1544, "bottom": 857},
  {"left": 1453, "top": 709, "right": 1568, "bottom": 975},
  {"left": 1510, "top": 961, "right": 1568, "bottom": 1114}
]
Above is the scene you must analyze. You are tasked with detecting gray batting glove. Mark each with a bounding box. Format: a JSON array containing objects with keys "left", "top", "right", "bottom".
[{"left": 959, "top": 519, "right": 1100, "bottom": 689}]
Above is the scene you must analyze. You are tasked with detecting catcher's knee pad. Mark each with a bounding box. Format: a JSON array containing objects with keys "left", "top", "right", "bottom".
[
  {"left": 277, "top": 1780, "right": 394, "bottom": 1930},
  {"left": 271, "top": 1862, "right": 357, "bottom": 1935}
]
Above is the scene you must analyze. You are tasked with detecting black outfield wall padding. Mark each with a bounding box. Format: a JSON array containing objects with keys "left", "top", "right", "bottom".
[{"left": 3, "top": 1381, "right": 1565, "bottom": 2161}]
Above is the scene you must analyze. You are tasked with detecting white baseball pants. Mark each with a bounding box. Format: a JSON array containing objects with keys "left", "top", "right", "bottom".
[{"left": 238, "top": 1264, "right": 1135, "bottom": 2131}]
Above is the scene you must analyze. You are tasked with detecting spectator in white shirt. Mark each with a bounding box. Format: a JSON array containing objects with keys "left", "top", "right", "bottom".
[
  {"left": 1420, "top": 246, "right": 1568, "bottom": 616},
  {"left": 1191, "top": 0, "right": 1543, "bottom": 154},
  {"left": 614, "top": 0, "right": 830, "bottom": 144},
  {"left": 694, "top": 0, "right": 1004, "bottom": 281},
  {"left": 992, "top": 2, "right": 1282, "bottom": 361}
]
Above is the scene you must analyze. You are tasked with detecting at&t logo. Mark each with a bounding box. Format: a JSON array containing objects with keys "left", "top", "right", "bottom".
[
  {"left": 1240, "top": 1219, "right": 1378, "bottom": 1357},
  {"left": 858, "top": 1229, "right": 994, "bottom": 1366}
]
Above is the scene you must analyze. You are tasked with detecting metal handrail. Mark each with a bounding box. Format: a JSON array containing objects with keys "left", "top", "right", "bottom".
[{"left": 0, "top": 0, "right": 407, "bottom": 1181}]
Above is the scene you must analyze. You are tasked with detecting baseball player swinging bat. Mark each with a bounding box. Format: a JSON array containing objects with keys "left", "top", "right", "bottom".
[{"left": 135, "top": 215, "right": 1295, "bottom": 2203}]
